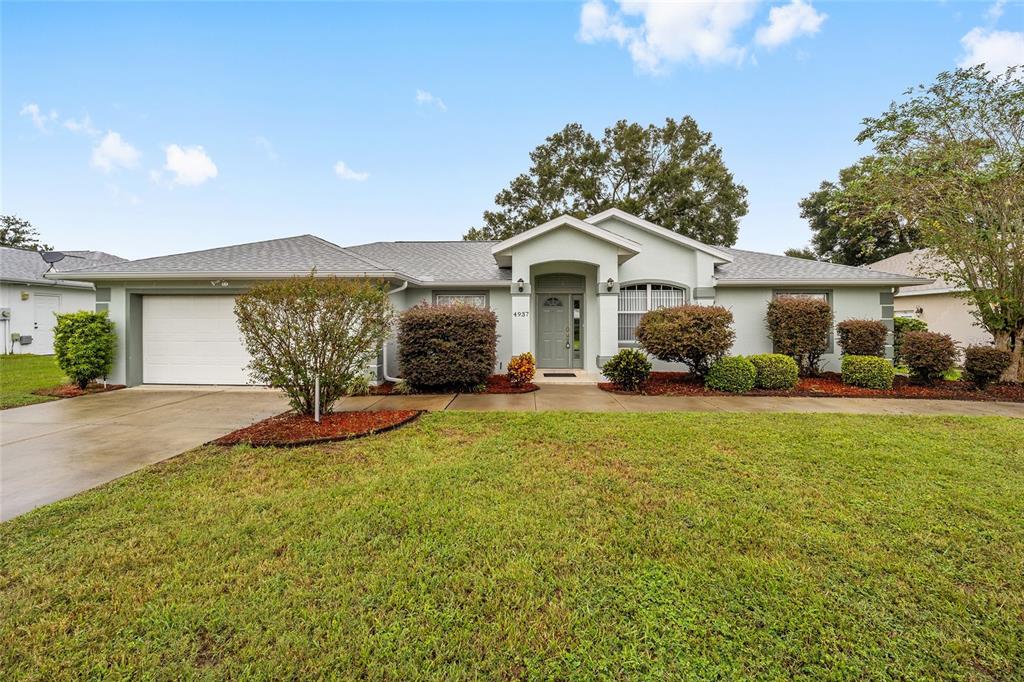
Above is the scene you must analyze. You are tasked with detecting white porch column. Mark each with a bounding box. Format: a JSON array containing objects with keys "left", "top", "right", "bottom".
[
  {"left": 511, "top": 290, "right": 531, "bottom": 356},
  {"left": 597, "top": 291, "right": 619, "bottom": 363}
]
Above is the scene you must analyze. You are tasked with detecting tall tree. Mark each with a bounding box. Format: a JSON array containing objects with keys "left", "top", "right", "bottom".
[
  {"left": 799, "top": 157, "right": 920, "bottom": 265},
  {"left": 465, "top": 118, "right": 748, "bottom": 245},
  {"left": 854, "top": 65, "right": 1024, "bottom": 382},
  {"left": 0, "top": 215, "right": 52, "bottom": 251}
]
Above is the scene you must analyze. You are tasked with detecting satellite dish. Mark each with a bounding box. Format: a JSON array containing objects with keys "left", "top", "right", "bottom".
[{"left": 40, "top": 251, "right": 66, "bottom": 265}]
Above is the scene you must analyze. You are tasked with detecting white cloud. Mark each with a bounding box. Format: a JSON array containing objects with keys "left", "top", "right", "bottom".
[
  {"left": 755, "top": 0, "right": 826, "bottom": 48},
  {"left": 91, "top": 131, "right": 141, "bottom": 172},
  {"left": 415, "top": 89, "right": 447, "bottom": 112},
  {"left": 959, "top": 27, "right": 1024, "bottom": 75},
  {"left": 578, "top": 0, "right": 760, "bottom": 72},
  {"left": 20, "top": 103, "right": 58, "bottom": 132},
  {"left": 334, "top": 160, "right": 369, "bottom": 182},
  {"left": 252, "top": 135, "right": 278, "bottom": 160},
  {"left": 986, "top": 0, "right": 1007, "bottom": 21},
  {"left": 163, "top": 144, "right": 218, "bottom": 186},
  {"left": 63, "top": 115, "right": 100, "bottom": 137}
]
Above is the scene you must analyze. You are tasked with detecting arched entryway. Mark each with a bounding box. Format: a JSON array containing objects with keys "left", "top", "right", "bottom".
[{"left": 535, "top": 274, "right": 585, "bottom": 369}]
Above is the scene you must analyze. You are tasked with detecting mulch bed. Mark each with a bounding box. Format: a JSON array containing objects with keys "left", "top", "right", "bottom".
[
  {"left": 211, "top": 409, "right": 421, "bottom": 447},
  {"left": 371, "top": 375, "right": 539, "bottom": 395},
  {"left": 33, "top": 383, "right": 126, "bottom": 399},
  {"left": 599, "top": 372, "right": 1024, "bottom": 403}
]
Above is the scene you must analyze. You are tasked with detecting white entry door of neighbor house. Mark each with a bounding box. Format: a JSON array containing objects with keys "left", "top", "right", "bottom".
[
  {"left": 33, "top": 294, "right": 61, "bottom": 354},
  {"left": 142, "top": 295, "right": 253, "bottom": 385}
]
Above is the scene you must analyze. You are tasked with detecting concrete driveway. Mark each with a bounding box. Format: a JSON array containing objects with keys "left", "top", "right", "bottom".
[{"left": 0, "top": 387, "right": 289, "bottom": 521}]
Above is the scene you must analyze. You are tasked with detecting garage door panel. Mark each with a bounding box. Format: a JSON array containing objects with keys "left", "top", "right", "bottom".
[{"left": 143, "top": 296, "right": 253, "bottom": 385}]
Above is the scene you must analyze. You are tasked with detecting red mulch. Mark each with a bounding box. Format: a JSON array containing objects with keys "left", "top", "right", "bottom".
[
  {"left": 599, "top": 371, "right": 1024, "bottom": 402},
  {"left": 371, "top": 375, "right": 538, "bottom": 395},
  {"left": 212, "top": 409, "right": 421, "bottom": 447},
  {"left": 33, "top": 383, "right": 126, "bottom": 399}
]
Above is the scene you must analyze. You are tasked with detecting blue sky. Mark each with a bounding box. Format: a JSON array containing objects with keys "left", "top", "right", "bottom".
[{"left": 3, "top": 1, "right": 1022, "bottom": 260}]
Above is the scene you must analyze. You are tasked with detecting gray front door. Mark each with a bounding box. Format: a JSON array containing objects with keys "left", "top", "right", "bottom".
[{"left": 538, "top": 294, "right": 571, "bottom": 368}]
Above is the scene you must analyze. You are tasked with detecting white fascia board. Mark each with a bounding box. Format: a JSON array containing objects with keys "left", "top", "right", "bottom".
[
  {"left": 44, "top": 270, "right": 421, "bottom": 284},
  {"left": 894, "top": 287, "right": 964, "bottom": 297},
  {"left": 0, "top": 277, "right": 94, "bottom": 290},
  {"left": 715, "top": 277, "right": 932, "bottom": 287},
  {"left": 490, "top": 214, "right": 642, "bottom": 258},
  {"left": 585, "top": 208, "right": 734, "bottom": 262}
]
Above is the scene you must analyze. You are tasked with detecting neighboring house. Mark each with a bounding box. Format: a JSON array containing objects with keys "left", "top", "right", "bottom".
[
  {"left": 0, "top": 247, "right": 126, "bottom": 354},
  {"left": 51, "top": 209, "right": 928, "bottom": 386},
  {"left": 866, "top": 249, "right": 992, "bottom": 348}
]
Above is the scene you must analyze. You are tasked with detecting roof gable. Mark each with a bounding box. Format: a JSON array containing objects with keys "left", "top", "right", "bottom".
[
  {"left": 584, "top": 208, "right": 733, "bottom": 262},
  {"left": 491, "top": 215, "right": 640, "bottom": 267}
]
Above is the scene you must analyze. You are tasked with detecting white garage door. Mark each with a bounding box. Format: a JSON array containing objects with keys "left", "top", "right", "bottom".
[{"left": 142, "top": 295, "right": 253, "bottom": 385}]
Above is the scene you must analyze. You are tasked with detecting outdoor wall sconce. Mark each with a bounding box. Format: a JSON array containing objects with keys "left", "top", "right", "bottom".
[
  {"left": 517, "top": 278, "right": 525, "bottom": 292},
  {"left": 606, "top": 278, "right": 615, "bottom": 292}
]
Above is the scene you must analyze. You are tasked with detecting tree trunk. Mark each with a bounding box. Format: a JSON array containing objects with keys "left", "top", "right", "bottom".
[{"left": 994, "top": 329, "right": 1023, "bottom": 384}]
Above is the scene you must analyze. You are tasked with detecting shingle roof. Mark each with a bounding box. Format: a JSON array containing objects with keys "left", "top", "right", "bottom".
[
  {"left": 1, "top": 247, "right": 126, "bottom": 288},
  {"left": 715, "top": 248, "right": 932, "bottom": 285},
  {"left": 347, "top": 241, "right": 511, "bottom": 282},
  {"left": 58, "top": 235, "right": 393, "bottom": 278},
  {"left": 865, "top": 249, "right": 955, "bottom": 293}
]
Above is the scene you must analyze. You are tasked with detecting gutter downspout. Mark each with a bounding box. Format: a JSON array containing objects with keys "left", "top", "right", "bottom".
[{"left": 382, "top": 280, "right": 409, "bottom": 382}]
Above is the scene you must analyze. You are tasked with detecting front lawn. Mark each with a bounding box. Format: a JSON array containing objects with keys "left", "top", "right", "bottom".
[
  {"left": 2, "top": 412, "right": 1022, "bottom": 679},
  {"left": 0, "top": 354, "right": 65, "bottom": 409}
]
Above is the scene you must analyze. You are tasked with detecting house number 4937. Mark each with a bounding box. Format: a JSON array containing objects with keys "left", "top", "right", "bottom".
[{"left": 513, "top": 311, "right": 529, "bottom": 318}]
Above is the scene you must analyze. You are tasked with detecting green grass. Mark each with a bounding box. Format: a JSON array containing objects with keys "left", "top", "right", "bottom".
[
  {"left": 0, "top": 354, "right": 65, "bottom": 409},
  {"left": 2, "top": 412, "right": 1023, "bottom": 679}
]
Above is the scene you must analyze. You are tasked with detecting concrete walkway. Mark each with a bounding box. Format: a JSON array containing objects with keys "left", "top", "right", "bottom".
[
  {"left": 0, "top": 387, "right": 289, "bottom": 520},
  {"left": 337, "top": 384, "right": 1024, "bottom": 418}
]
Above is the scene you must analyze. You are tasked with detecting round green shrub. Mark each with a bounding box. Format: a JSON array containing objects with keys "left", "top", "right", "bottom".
[
  {"left": 705, "top": 356, "right": 756, "bottom": 393},
  {"left": 963, "top": 345, "right": 1011, "bottom": 389},
  {"left": 748, "top": 353, "right": 799, "bottom": 389},
  {"left": 841, "top": 355, "right": 895, "bottom": 390},
  {"left": 53, "top": 310, "right": 117, "bottom": 390},
  {"left": 601, "top": 348, "right": 651, "bottom": 391}
]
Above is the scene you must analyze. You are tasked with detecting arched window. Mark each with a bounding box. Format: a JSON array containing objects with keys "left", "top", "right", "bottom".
[{"left": 618, "top": 283, "right": 686, "bottom": 343}]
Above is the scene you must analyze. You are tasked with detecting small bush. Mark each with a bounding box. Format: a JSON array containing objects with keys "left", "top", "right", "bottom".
[
  {"left": 346, "top": 374, "right": 371, "bottom": 396},
  {"left": 963, "top": 346, "right": 1012, "bottom": 389},
  {"left": 601, "top": 349, "right": 651, "bottom": 391},
  {"left": 392, "top": 379, "right": 413, "bottom": 395},
  {"left": 901, "top": 331, "right": 957, "bottom": 384},
  {"left": 766, "top": 297, "right": 833, "bottom": 376},
  {"left": 893, "top": 316, "right": 927, "bottom": 365},
  {"left": 748, "top": 353, "right": 799, "bottom": 390},
  {"left": 235, "top": 276, "right": 393, "bottom": 415},
  {"left": 398, "top": 303, "right": 497, "bottom": 390},
  {"left": 507, "top": 352, "right": 536, "bottom": 386},
  {"left": 841, "top": 355, "right": 895, "bottom": 390},
  {"left": 53, "top": 310, "right": 117, "bottom": 389},
  {"left": 635, "top": 305, "right": 735, "bottom": 377},
  {"left": 836, "top": 319, "right": 887, "bottom": 357},
  {"left": 705, "top": 356, "right": 756, "bottom": 393}
]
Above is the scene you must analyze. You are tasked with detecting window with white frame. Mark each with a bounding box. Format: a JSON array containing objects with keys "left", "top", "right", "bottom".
[
  {"left": 618, "top": 283, "right": 686, "bottom": 343},
  {"left": 434, "top": 292, "right": 488, "bottom": 308}
]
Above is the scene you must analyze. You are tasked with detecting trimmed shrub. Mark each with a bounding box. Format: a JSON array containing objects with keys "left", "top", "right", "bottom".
[
  {"left": 705, "top": 356, "right": 756, "bottom": 393},
  {"left": 893, "top": 316, "right": 927, "bottom": 365},
  {"left": 836, "top": 319, "right": 887, "bottom": 357},
  {"left": 507, "top": 352, "right": 536, "bottom": 386},
  {"left": 901, "top": 331, "right": 957, "bottom": 384},
  {"left": 398, "top": 303, "right": 497, "bottom": 390},
  {"left": 53, "top": 310, "right": 117, "bottom": 389},
  {"left": 601, "top": 348, "right": 651, "bottom": 391},
  {"left": 963, "top": 346, "right": 1012, "bottom": 389},
  {"left": 235, "top": 276, "right": 394, "bottom": 415},
  {"left": 841, "top": 355, "right": 895, "bottom": 390},
  {"left": 748, "top": 353, "right": 799, "bottom": 390},
  {"left": 635, "top": 304, "right": 735, "bottom": 377},
  {"left": 766, "top": 296, "right": 833, "bottom": 376}
]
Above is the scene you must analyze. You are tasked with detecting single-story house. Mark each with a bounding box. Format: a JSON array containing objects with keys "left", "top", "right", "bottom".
[
  {"left": 1, "top": 246, "right": 126, "bottom": 355},
  {"left": 51, "top": 209, "right": 929, "bottom": 386},
  {"left": 866, "top": 248, "right": 991, "bottom": 348}
]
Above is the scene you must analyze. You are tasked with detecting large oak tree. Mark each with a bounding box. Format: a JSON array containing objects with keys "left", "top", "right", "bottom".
[
  {"left": 1, "top": 215, "right": 52, "bottom": 252},
  {"left": 465, "top": 118, "right": 748, "bottom": 245}
]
